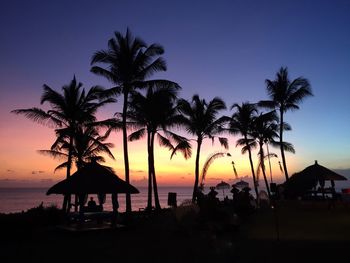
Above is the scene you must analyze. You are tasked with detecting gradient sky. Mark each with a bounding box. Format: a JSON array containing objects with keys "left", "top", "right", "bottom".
[{"left": 1, "top": 0, "right": 349, "bottom": 187}]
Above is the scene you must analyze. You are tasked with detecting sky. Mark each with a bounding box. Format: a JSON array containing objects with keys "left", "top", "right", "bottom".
[{"left": 0, "top": 0, "right": 349, "bottom": 188}]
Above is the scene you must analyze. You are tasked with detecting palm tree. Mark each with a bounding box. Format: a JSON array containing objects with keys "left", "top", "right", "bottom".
[
  {"left": 259, "top": 67, "right": 312, "bottom": 181},
  {"left": 251, "top": 111, "right": 279, "bottom": 199},
  {"left": 228, "top": 102, "right": 259, "bottom": 200},
  {"left": 91, "top": 29, "right": 180, "bottom": 212},
  {"left": 12, "top": 77, "right": 114, "bottom": 211},
  {"left": 127, "top": 85, "right": 191, "bottom": 211},
  {"left": 177, "top": 95, "right": 228, "bottom": 202},
  {"left": 40, "top": 126, "right": 115, "bottom": 171}
]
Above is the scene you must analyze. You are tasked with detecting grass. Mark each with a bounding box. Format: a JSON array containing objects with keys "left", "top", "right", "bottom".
[
  {"left": 1, "top": 200, "right": 350, "bottom": 263},
  {"left": 239, "top": 200, "right": 350, "bottom": 241}
]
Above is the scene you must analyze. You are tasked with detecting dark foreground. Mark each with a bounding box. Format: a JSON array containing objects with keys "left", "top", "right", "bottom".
[{"left": 1, "top": 201, "right": 350, "bottom": 263}]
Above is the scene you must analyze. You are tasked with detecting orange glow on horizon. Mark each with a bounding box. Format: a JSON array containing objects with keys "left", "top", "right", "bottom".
[{"left": 0, "top": 107, "right": 311, "bottom": 188}]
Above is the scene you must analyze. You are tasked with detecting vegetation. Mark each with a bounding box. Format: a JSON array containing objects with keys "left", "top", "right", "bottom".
[
  {"left": 227, "top": 103, "right": 260, "bottom": 199},
  {"left": 177, "top": 95, "right": 228, "bottom": 202},
  {"left": 12, "top": 29, "right": 313, "bottom": 212},
  {"left": 90, "top": 29, "right": 180, "bottom": 212},
  {"left": 127, "top": 85, "right": 190, "bottom": 210},
  {"left": 259, "top": 67, "right": 313, "bottom": 181},
  {"left": 251, "top": 111, "right": 279, "bottom": 198},
  {"left": 12, "top": 77, "right": 114, "bottom": 211}
]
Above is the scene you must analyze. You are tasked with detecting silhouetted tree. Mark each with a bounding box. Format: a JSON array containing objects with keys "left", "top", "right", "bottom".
[
  {"left": 12, "top": 77, "right": 114, "bottom": 211},
  {"left": 91, "top": 29, "right": 180, "bottom": 212},
  {"left": 39, "top": 126, "right": 115, "bottom": 171},
  {"left": 259, "top": 67, "right": 312, "bottom": 181},
  {"left": 177, "top": 95, "right": 228, "bottom": 202},
  {"left": 251, "top": 111, "right": 279, "bottom": 199},
  {"left": 228, "top": 103, "right": 259, "bottom": 200},
  {"left": 128, "top": 85, "right": 190, "bottom": 210}
]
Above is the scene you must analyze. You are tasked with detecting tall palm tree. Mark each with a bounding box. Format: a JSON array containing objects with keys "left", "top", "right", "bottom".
[
  {"left": 127, "top": 85, "right": 191, "bottom": 211},
  {"left": 12, "top": 77, "right": 114, "bottom": 211},
  {"left": 259, "top": 67, "right": 312, "bottom": 181},
  {"left": 251, "top": 111, "right": 279, "bottom": 199},
  {"left": 228, "top": 102, "right": 259, "bottom": 200},
  {"left": 177, "top": 95, "right": 228, "bottom": 202},
  {"left": 91, "top": 29, "right": 180, "bottom": 212}
]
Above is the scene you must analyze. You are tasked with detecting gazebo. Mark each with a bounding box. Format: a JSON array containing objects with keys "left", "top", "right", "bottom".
[
  {"left": 47, "top": 160, "right": 139, "bottom": 217},
  {"left": 284, "top": 160, "right": 347, "bottom": 199}
]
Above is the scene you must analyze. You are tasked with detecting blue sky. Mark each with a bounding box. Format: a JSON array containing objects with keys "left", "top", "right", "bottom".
[{"left": 0, "top": 0, "right": 349, "bottom": 186}]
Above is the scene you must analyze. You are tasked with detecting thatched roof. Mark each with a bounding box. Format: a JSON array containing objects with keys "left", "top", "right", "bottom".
[
  {"left": 47, "top": 161, "right": 139, "bottom": 195},
  {"left": 283, "top": 161, "right": 347, "bottom": 198}
]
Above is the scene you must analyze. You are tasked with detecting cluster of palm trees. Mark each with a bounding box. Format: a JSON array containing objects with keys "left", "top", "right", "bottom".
[{"left": 12, "top": 29, "right": 312, "bottom": 212}]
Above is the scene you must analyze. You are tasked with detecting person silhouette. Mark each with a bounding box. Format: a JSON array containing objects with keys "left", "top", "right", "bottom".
[
  {"left": 87, "top": 197, "right": 97, "bottom": 211},
  {"left": 111, "top": 193, "right": 119, "bottom": 227}
]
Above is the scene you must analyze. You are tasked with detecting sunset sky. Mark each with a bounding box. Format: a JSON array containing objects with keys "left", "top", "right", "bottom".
[{"left": 1, "top": 0, "right": 349, "bottom": 188}]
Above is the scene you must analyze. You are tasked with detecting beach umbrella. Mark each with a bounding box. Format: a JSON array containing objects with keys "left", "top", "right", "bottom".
[
  {"left": 47, "top": 160, "right": 139, "bottom": 195},
  {"left": 216, "top": 181, "right": 230, "bottom": 198},
  {"left": 234, "top": 180, "right": 249, "bottom": 189}
]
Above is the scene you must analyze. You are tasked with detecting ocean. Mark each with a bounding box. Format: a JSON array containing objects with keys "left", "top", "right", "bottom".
[{"left": 0, "top": 186, "right": 205, "bottom": 214}]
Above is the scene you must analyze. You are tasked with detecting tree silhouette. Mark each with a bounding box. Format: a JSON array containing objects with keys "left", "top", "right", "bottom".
[
  {"left": 128, "top": 85, "right": 190, "bottom": 210},
  {"left": 259, "top": 67, "right": 312, "bottom": 181},
  {"left": 39, "top": 126, "right": 115, "bottom": 171},
  {"left": 91, "top": 29, "right": 180, "bottom": 212},
  {"left": 228, "top": 102, "right": 259, "bottom": 200},
  {"left": 251, "top": 111, "right": 279, "bottom": 198},
  {"left": 12, "top": 77, "right": 114, "bottom": 211},
  {"left": 177, "top": 95, "right": 228, "bottom": 202}
]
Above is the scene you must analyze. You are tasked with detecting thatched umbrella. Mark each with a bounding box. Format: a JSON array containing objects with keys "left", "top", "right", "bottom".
[
  {"left": 216, "top": 181, "right": 230, "bottom": 198},
  {"left": 47, "top": 161, "right": 139, "bottom": 195},
  {"left": 284, "top": 160, "right": 346, "bottom": 198}
]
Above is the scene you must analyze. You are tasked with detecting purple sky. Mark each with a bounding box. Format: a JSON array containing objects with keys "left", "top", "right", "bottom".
[{"left": 1, "top": 0, "right": 349, "bottom": 186}]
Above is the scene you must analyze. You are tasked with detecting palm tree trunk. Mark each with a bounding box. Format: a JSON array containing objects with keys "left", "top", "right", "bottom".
[
  {"left": 260, "top": 143, "right": 271, "bottom": 199},
  {"left": 151, "top": 132, "right": 161, "bottom": 210},
  {"left": 122, "top": 90, "right": 132, "bottom": 212},
  {"left": 266, "top": 143, "right": 273, "bottom": 183},
  {"left": 279, "top": 108, "right": 289, "bottom": 181},
  {"left": 192, "top": 137, "right": 202, "bottom": 203},
  {"left": 245, "top": 136, "right": 259, "bottom": 203},
  {"left": 146, "top": 130, "right": 153, "bottom": 211},
  {"left": 62, "top": 133, "right": 73, "bottom": 213}
]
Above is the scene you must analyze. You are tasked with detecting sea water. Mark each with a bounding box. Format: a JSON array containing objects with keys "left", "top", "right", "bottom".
[{"left": 0, "top": 187, "right": 197, "bottom": 214}]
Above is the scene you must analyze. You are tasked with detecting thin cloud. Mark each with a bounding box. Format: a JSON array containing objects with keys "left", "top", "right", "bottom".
[{"left": 31, "top": 170, "right": 45, "bottom": 174}]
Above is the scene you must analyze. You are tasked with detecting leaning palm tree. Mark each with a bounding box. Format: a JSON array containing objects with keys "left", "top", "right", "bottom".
[
  {"left": 91, "top": 29, "right": 180, "bottom": 212},
  {"left": 259, "top": 67, "right": 312, "bottom": 181},
  {"left": 177, "top": 95, "right": 228, "bottom": 202},
  {"left": 12, "top": 77, "right": 114, "bottom": 211},
  {"left": 228, "top": 102, "right": 259, "bottom": 200},
  {"left": 127, "top": 85, "right": 191, "bottom": 211}
]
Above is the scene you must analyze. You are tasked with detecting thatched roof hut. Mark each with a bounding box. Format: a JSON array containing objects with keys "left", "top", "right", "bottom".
[
  {"left": 284, "top": 161, "right": 346, "bottom": 198},
  {"left": 47, "top": 161, "right": 139, "bottom": 195}
]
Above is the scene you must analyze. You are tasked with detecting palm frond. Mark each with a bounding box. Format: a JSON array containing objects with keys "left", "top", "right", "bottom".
[
  {"left": 157, "top": 133, "right": 174, "bottom": 151},
  {"left": 11, "top": 108, "right": 61, "bottom": 127},
  {"left": 128, "top": 128, "right": 146, "bottom": 141},
  {"left": 37, "top": 150, "right": 68, "bottom": 160},
  {"left": 218, "top": 137, "right": 229, "bottom": 149},
  {"left": 170, "top": 140, "right": 192, "bottom": 160}
]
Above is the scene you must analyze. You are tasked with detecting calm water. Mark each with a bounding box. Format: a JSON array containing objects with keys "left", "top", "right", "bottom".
[{"left": 0, "top": 187, "right": 198, "bottom": 214}]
